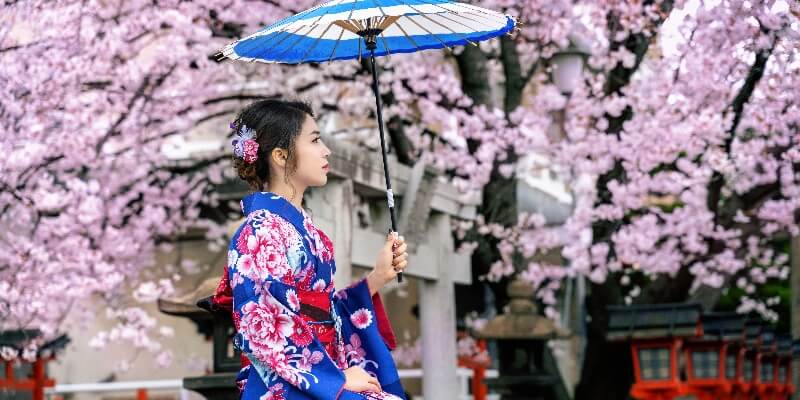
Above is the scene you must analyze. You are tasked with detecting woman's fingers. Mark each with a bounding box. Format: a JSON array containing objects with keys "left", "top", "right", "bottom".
[
  {"left": 393, "top": 260, "right": 408, "bottom": 272},
  {"left": 392, "top": 235, "right": 405, "bottom": 251},
  {"left": 369, "top": 376, "right": 382, "bottom": 392},
  {"left": 393, "top": 242, "right": 407, "bottom": 255},
  {"left": 392, "top": 252, "right": 408, "bottom": 265}
]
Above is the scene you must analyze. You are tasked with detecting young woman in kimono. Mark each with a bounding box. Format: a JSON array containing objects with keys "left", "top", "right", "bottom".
[{"left": 225, "top": 99, "right": 408, "bottom": 400}]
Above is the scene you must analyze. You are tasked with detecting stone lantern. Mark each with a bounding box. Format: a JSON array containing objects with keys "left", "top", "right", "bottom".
[
  {"left": 158, "top": 275, "right": 240, "bottom": 400},
  {"left": 474, "top": 279, "right": 571, "bottom": 400}
]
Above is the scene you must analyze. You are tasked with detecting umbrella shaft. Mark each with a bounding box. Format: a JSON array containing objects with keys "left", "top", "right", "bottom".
[
  {"left": 369, "top": 49, "right": 397, "bottom": 232},
  {"left": 369, "top": 47, "right": 403, "bottom": 283}
]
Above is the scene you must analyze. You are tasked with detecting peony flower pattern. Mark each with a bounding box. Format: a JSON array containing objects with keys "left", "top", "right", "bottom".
[{"left": 240, "top": 297, "right": 294, "bottom": 354}]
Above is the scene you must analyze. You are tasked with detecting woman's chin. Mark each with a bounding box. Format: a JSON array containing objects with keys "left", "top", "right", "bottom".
[{"left": 312, "top": 176, "right": 328, "bottom": 187}]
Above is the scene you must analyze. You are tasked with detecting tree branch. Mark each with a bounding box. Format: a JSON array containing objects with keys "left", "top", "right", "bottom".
[
  {"left": 455, "top": 45, "right": 491, "bottom": 107},
  {"left": 500, "top": 36, "right": 524, "bottom": 115},
  {"left": 707, "top": 43, "right": 774, "bottom": 218}
]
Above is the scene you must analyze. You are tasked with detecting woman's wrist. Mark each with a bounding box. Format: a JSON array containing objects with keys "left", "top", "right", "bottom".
[{"left": 366, "top": 271, "right": 389, "bottom": 296}]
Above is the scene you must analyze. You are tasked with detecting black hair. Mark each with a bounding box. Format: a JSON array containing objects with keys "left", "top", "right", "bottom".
[{"left": 231, "top": 99, "right": 315, "bottom": 191}]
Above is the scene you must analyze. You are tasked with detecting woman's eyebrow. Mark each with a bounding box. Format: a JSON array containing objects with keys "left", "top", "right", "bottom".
[{"left": 311, "top": 130, "right": 321, "bottom": 136}]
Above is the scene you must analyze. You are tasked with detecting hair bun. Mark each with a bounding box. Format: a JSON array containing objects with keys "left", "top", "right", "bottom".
[{"left": 233, "top": 156, "right": 263, "bottom": 190}]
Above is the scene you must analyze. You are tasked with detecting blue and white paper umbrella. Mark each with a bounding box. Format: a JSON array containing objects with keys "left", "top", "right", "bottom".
[
  {"left": 220, "top": 0, "right": 516, "bottom": 64},
  {"left": 220, "top": 0, "right": 516, "bottom": 282}
]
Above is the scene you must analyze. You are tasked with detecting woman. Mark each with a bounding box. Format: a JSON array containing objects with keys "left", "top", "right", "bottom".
[{"left": 225, "top": 99, "right": 408, "bottom": 400}]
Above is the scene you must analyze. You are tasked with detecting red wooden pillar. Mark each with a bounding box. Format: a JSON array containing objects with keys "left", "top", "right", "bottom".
[
  {"left": 32, "top": 358, "right": 46, "bottom": 400},
  {"left": 471, "top": 339, "right": 488, "bottom": 400},
  {"left": 0, "top": 357, "right": 56, "bottom": 399},
  {"left": 729, "top": 346, "right": 748, "bottom": 400},
  {"left": 456, "top": 332, "right": 490, "bottom": 400}
]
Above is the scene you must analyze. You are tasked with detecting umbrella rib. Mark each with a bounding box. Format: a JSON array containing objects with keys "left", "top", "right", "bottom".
[
  {"left": 454, "top": 10, "right": 508, "bottom": 26},
  {"left": 379, "top": 31, "right": 392, "bottom": 61},
  {"left": 370, "top": 0, "right": 393, "bottom": 59},
  {"left": 414, "top": 0, "right": 497, "bottom": 33},
  {"left": 426, "top": 13, "right": 480, "bottom": 46},
  {"left": 230, "top": 0, "right": 345, "bottom": 62},
  {"left": 370, "top": 0, "right": 387, "bottom": 17},
  {"left": 401, "top": 14, "right": 452, "bottom": 52},
  {"left": 442, "top": 1, "right": 501, "bottom": 16},
  {"left": 248, "top": 27, "right": 302, "bottom": 62},
  {"left": 274, "top": 24, "right": 320, "bottom": 62},
  {"left": 393, "top": 18, "right": 421, "bottom": 48},
  {"left": 283, "top": 0, "right": 343, "bottom": 28},
  {"left": 358, "top": 33, "right": 363, "bottom": 63},
  {"left": 327, "top": 26, "right": 346, "bottom": 63},
  {"left": 227, "top": 29, "right": 287, "bottom": 61},
  {"left": 300, "top": 23, "right": 335, "bottom": 63},
  {"left": 273, "top": 0, "right": 344, "bottom": 63},
  {"left": 289, "top": 0, "right": 346, "bottom": 63},
  {"left": 300, "top": 0, "right": 352, "bottom": 62},
  {"left": 426, "top": 0, "right": 507, "bottom": 26},
  {"left": 408, "top": 0, "right": 508, "bottom": 27},
  {"left": 393, "top": 0, "right": 476, "bottom": 47},
  {"left": 345, "top": 0, "right": 359, "bottom": 22}
]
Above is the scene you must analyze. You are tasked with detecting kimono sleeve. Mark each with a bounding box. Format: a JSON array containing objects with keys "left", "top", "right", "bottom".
[
  {"left": 333, "top": 279, "right": 405, "bottom": 398},
  {"left": 230, "top": 221, "right": 349, "bottom": 399},
  {"left": 335, "top": 279, "right": 397, "bottom": 351}
]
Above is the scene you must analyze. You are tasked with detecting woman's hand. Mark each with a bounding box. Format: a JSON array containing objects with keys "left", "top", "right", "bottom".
[
  {"left": 343, "top": 366, "right": 381, "bottom": 393},
  {"left": 367, "top": 232, "right": 408, "bottom": 295}
]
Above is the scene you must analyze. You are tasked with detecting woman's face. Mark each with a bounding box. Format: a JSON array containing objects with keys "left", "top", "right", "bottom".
[{"left": 290, "top": 115, "right": 331, "bottom": 188}]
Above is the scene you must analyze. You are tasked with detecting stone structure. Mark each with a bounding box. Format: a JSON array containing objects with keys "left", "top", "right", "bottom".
[{"left": 475, "top": 279, "right": 571, "bottom": 400}]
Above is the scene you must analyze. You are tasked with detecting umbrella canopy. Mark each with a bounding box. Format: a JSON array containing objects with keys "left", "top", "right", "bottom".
[{"left": 221, "top": 0, "right": 516, "bottom": 64}]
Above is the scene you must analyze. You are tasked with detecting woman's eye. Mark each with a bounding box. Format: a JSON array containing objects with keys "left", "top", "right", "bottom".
[{"left": 313, "top": 137, "right": 321, "bottom": 143}]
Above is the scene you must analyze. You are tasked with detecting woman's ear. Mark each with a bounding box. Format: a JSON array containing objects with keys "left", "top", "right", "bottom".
[{"left": 271, "top": 148, "right": 287, "bottom": 168}]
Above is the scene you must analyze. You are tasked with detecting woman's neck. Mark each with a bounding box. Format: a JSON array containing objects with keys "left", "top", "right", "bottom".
[{"left": 266, "top": 181, "right": 305, "bottom": 212}]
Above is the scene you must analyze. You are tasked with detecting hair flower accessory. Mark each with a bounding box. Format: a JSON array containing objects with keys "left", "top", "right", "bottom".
[{"left": 231, "top": 122, "right": 259, "bottom": 164}]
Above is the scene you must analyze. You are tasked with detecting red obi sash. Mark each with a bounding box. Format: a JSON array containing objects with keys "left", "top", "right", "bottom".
[
  {"left": 211, "top": 267, "right": 339, "bottom": 367},
  {"left": 296, "top": 289, "right": 338, "bottom": 359}
]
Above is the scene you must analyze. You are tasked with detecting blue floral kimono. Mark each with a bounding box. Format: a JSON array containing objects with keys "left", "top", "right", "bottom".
[{"left": 228, "top": 192, "right": 406, "bottom": 400}]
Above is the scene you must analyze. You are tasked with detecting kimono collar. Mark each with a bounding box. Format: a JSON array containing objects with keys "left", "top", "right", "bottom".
[{"left": 240, "top": 192, "right": 307, "bottom": 234}]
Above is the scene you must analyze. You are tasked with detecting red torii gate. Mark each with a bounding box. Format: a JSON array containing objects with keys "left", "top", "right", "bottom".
[{"left": 0, "top": 330, "right": 69, "bottom": 400}]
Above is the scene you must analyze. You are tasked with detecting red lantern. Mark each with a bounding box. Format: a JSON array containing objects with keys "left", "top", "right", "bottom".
[
  {"left": 607, "top": 303, "right": 703, "bottom": 400},
  {"left": 683, "top": 313, "right": 745, "bottom": 400}
]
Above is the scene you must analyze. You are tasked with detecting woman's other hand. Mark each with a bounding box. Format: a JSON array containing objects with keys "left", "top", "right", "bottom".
[
  {"left": 367, "top": 232, "right": 408, "bottom": 295},
  {"left": 343, "top": 366, "right": 381, "bottom": 393}
]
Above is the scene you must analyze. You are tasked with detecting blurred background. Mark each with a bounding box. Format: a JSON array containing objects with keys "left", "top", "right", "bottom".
[{"left": 1, "top": 0, "right": 799, "bottom": 399}]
